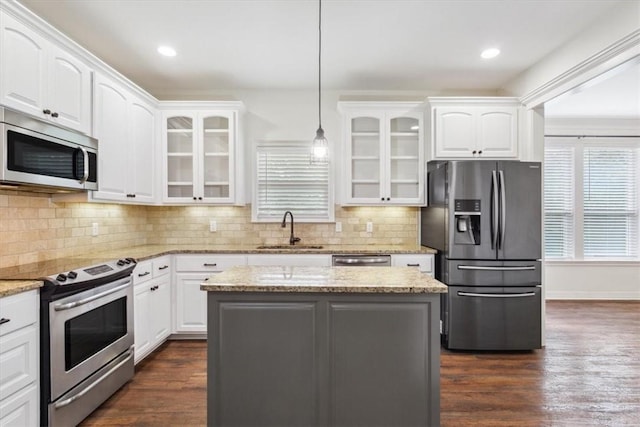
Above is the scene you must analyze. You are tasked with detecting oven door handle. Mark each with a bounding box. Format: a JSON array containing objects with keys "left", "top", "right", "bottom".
[
  {"left": 53, "top": 347, "right": 134, "bottom": 409},
  {"left": 334, "top": 258, "right": 389, "bottom": 265},
  {"left": 53, "top": 281, "right": 131, "bottom": 311}
]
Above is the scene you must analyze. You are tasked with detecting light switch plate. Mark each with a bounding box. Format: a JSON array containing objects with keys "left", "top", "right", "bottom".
[
  {"left": 335, "top": 221, "right": 342, "bottom": 233},
  {"left": 366, "top": 221, "right": 373, "bottom": 233},
  {"left": 209, "top": 219, "right": 217, "bottom": 232},
  {"left": 92, "top": 222, "right": 99, "bottom": 236}
]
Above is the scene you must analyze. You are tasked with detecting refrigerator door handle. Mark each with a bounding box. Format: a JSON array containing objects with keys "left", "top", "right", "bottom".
[
  {"left": 457, "top": 265, "right": 536, "bottom": 271},
  {"left": 491, "top": 170, "right": 499, "bottom": 249},
  {"left": 458, "top": 291, "right": 537, "bottom": 298},
  {"left": 499, "top": 170, "right": 506, "bottom": 250}
]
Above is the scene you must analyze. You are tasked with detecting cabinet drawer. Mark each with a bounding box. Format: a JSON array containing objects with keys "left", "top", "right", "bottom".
[
  {"left": 0, "top": 324, "right": 38, "bottom": 401},
  {"left": 133, "top": 260, "right": 153, "bottom": 285},
  {"left": 391, "top": 254, "right": 433, "bottom": 273},
  {"left": 175, "top": 255, "right": 246, "bottom": 272},
  {"left": 0, "top": 382, "right": 38, "bottom": 427},
  {"left": 152, "top": 256, "right": 171, "bottom": 278},
  {"left": 0, "top": 291, "right": 37, "bottom": 337}
]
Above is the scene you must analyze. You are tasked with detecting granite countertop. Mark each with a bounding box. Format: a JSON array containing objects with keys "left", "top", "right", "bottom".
[
  {"left": 201, "top": 265, "right": 448, "bottom": 294},
  {"left": 0, "top": 244, "right": 437, "bottom": 297},
  {"left": 0, "top": 280, "right": 43, "bottom": 298}
]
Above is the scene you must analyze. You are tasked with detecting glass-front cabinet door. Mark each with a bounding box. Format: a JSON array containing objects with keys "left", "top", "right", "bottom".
[
  {"left": 166, "top": 115, "right": 196, "bottom": 201},
  {"left": 201, "top": 113, "right": 233, "bottom": 202},
  {"left": 162, "top": 109, "right": 237, "bottom": 204},
  {"left": 388, "top": 115, "right": 421, "bottom": 202},
  {"left": 347, "top": 114, "right": 384, "bottom": 202},
  {"left": 341, "top": 102, "right": 424, "bottom": 206}
]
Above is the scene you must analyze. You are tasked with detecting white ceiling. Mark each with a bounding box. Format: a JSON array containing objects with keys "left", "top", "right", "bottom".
[{"left": 17, "top": 0, "right": 623, "bottom": 99}]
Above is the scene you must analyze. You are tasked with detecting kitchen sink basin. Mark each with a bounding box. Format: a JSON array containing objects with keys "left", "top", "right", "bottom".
[{"left": 255, "top": 245, "right": 324, "bottom": 250}]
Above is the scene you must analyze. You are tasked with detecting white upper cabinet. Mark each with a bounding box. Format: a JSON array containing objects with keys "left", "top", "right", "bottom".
[
  {"left": 92, "top": 73, "right": 157, "bottom": 204},
  {"left": 161, "top": 103, "right": 244, "bottom": 205},
  {"left": 0, "top": 11, "right": 91, "bottom": 134},
  {"left": 429, "top": 97, "right": 520, "bottom": 159},
  {"left": 339, "top": 102, "right": 425, "bottom": 206}
]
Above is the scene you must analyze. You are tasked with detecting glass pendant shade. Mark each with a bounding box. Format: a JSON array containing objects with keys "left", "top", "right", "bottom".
[{"left": 311, "top": 126, "right": 329, "bottom": 164}]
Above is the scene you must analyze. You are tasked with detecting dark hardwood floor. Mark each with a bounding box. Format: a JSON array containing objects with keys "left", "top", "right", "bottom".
[{"left": 81, "top": 301, "right": 640, "bottom": 426}]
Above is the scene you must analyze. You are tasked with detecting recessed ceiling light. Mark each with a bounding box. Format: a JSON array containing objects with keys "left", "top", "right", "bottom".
[
  {"left": 157, "top": 46, "right": 176, "bottom": 57},
  {"left": 481, "top": 48, "right": 500, "bottom": 59}
]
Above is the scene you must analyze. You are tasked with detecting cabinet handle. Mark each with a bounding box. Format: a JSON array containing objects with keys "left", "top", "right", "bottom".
[
  {"left": 158, "top": 265, "right": 169, "bottom": 270},
  {"left": 0, "top": 318, "right": 10, "bottom": 326},
  {"left": 406, "top": 263, "right": 420, "bottom": 267},
  {"left": 43, "top": 109, "right": 51, "bottom": 115},
  {"left": 51, "top": 112, "right": 59, "bottom": 118},
  {"left": 203, "top": 263, "right": 217, "bottom": 267},
  {"left": 138, "top": 271, "right": 151, "bottom": 277}
]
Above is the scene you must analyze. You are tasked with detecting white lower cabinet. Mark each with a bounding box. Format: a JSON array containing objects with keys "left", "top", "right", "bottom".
[
  {"left": 174, "top": 254, "right": 247, "bottom": 335},
  {"left": 133, "top": 257, "right": 171, "bottom": 363},
  {"left": 0, "top": 290, "right": 39, "bottom": 426},
  {"left": 391, "top": 254, "right": 434, "bottom": 276}
]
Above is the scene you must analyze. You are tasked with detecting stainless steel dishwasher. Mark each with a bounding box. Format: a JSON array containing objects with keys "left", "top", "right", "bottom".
[{"left": 332, "top": 254, "right": 391, "bottom": 266}]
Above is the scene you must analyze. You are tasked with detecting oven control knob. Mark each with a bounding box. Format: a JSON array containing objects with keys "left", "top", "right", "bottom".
[
  {"left": 117, "top": 260, "right": 125, "bottom": 266},
  {"left": 125, "top": 257, "right": 136, "bottom": 264},
  {"left": 123, "top": 258, "right": 132, "bottom": 264},
  {"left": 56, "top": 273, "right": 67, "bottom": 282},
  {"left": 67, "top": 271, "right": 78, "bottom": 279}
]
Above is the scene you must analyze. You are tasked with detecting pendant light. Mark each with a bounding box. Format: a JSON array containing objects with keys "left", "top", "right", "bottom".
[{"left": 310, "top": 0, "right": 329, "bottom": 164}]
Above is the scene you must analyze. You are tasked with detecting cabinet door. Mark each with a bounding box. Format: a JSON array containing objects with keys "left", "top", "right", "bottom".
[
  {"left": 387, "top": 114, "right": 423, "bottom": 204},
  {"left": 477, "top": 107, "right": 518, "bottom": 157},
  {"left": 164, "top": 114, "right": 197, "bottom": 202},
  {"left": 150, "top": 278, "right": 171, "bottom": 344},
  {"left": 200, "top": 112, "right": 234, "bottom": 203},
  {"left": 433, "top": 107, "right": 476, "bottom": 158},
  {"left": 0, "top": 12, "right": 47, "bottom": 118},
  {"left": 129, "top": 97, "right": 156, "bottom": 202},
  {"left": 0, "top": 383, "right": 38, "bottom": 427},
  {"left": 134, "top": 284, "right": 152, "bottom": 363},
  {"left": 175, "top": 273, "right": 208, "bottom": 333},
  {"left": 345, "top": 113, "right": 384, "bottom": 203},
  {"left": 48, "top": 44, "right": 91, "bottom": 134},
  {"left": 93, "top": 74, "right": 129, "bottom": 199}
]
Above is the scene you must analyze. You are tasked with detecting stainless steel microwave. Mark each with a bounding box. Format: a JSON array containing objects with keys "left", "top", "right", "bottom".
[{"left": 0, "top": 107, "right": 98, "bottom": 192}]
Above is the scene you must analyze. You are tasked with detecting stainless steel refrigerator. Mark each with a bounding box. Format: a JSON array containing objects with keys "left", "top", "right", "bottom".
[{"left": 421, "top": 160, "right": 542, "bottom": 350}]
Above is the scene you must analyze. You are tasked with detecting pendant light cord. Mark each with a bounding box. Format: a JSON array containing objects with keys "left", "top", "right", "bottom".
[{"left": 318, "top": 0, "right": 322, "bottom": 129}]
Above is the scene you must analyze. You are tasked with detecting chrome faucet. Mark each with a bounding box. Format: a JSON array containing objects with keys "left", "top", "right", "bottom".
[{"left": 281, "top": 211, "right": 301, "bottom": 245}]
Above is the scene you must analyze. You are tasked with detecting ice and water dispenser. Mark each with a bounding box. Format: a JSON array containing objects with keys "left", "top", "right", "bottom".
[{"left": 453, "top": 199, "right": 480, "bottom": 245}]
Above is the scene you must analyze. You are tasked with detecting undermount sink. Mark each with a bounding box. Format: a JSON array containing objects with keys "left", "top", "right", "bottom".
[{"left": 255, "top": 245, "right": 324, "bottom": 250}]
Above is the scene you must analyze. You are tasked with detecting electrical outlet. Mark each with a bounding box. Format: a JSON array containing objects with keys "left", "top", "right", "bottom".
[
  {"left": 366, "top": 221, "right": 373, "bottom": 233},
  {"left": 92, "top": 222, "right": 99, "bottom": 236},
  {"left": 335, "top": 221, "right": 342, "bottom": 233},
  {"left": 209, "top": 219, "right": 217, "bottom": 232}
]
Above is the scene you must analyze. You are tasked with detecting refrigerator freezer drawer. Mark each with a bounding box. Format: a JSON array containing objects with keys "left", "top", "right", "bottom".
[
  {"left": 443, "top": 259, "right": 541, "bottom": 286},
  {"left": 444, "top": 285, "right": 541, "bottom": 351}
]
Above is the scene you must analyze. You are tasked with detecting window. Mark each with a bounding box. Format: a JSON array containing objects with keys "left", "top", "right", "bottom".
[
  {"left": 252, "top": 141, "right": 333, "bottom": 222},
  {"left": 544, "top": 137, "right": 639, "bottom": 260}
]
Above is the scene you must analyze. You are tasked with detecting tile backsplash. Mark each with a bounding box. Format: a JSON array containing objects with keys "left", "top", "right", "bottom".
[{"left": 0, "top": 191, "right": 419, "bottom": 269}]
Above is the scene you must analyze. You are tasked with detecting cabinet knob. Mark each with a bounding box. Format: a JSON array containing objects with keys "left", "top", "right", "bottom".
[
  {"left": 51, "top": 112, "right": 59, "bottom": 118},
  {"left": 472, "top": 150, "right": 477, "bottom": 155},
  {"left": 381, "top": 197, "right": 385, "bottom": 201},
  {"left": 386, "top": 197, "right": 390, "bottom": 201},
  {"left": 198, "top": 197, "right": 203, "bottom": 200},
  {"left": 193, "top": 197, "right": 197, "bottom": 200},
  {"left": 478, "top": 150, "right": 482, "bottom": 155},
  {"left": 43, "top": 109, "right": 51, "bottom": 115}
]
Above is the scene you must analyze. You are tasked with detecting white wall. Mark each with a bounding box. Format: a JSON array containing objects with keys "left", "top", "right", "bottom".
[{"left": 545, "top": 263, "right": 640, "bottom": 300}]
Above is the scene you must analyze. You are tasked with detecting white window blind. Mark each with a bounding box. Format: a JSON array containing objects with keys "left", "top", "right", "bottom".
[
  {"left": 544, "top": 146, "right": 575, "bottom": 258},
  {"left": 253, "top": 143, "right": 333, "bottom": 222},
  {"left": 583, "top": 146, "right": 638, "bottom": 258}
]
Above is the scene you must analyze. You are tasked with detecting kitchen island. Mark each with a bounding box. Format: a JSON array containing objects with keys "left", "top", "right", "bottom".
[{"left": 201, "top": 265, "right": 447, "bottom": 427}]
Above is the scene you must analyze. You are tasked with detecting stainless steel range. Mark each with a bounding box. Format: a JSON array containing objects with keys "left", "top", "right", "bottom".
[{"left": 39, "top": 258, "right": 136, "bottom": 426}]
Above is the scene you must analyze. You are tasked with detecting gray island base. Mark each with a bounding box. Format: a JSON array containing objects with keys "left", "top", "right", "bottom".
[{"left": 202, "top": 266, "right": 447, "bottom": 427}]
